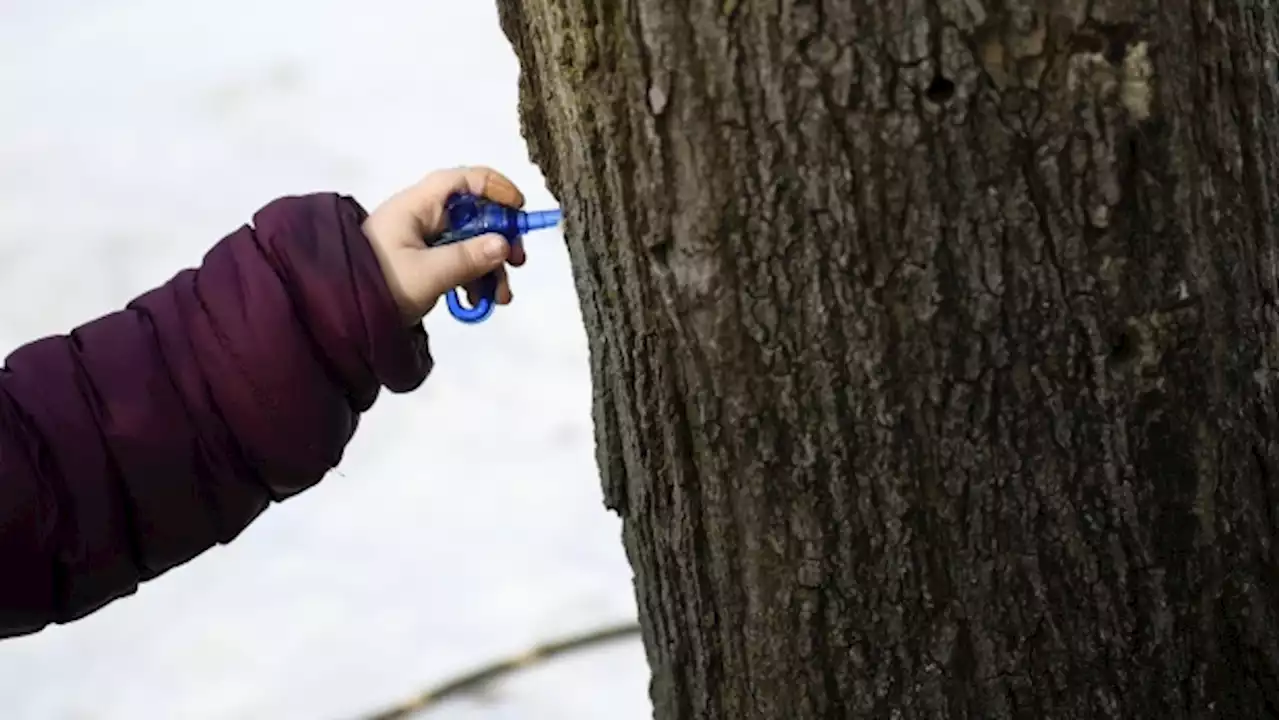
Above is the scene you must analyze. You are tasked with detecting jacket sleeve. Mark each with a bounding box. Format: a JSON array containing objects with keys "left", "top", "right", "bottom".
[{"left": 0, "top": 193, "right": 431, "bottom": 638}]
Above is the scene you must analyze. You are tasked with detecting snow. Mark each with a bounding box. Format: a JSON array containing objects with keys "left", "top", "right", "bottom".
[{"left": 0, "top": 1, "right": 649, "bottom": 718}]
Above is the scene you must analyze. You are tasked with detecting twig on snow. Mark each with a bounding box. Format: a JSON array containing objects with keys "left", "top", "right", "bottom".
[{"left": 354, "top": 621, "right": 642, "bottom": 720}]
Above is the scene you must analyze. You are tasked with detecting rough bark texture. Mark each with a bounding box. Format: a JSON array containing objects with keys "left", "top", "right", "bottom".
[{"left": 496, "top": 0, "right": 1278, "bottom": 718}]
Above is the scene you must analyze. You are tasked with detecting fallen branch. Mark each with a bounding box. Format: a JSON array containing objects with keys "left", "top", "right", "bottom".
[{"left": 354, "top": 621, "right": 643, "bottom": 720}]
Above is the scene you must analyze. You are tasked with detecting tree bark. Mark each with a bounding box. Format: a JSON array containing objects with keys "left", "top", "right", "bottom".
[{"left": 496, "top": 0, "right": 1278, "bottom": 717}]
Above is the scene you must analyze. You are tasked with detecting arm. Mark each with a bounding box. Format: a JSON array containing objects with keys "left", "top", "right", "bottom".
[{"left": 0, "top": 193, "right": 431, "bottom": 637}]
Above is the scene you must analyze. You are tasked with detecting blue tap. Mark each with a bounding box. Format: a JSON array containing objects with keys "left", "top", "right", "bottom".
[{"left": 429, "top": 192, "right": 562, "bottom": 324}]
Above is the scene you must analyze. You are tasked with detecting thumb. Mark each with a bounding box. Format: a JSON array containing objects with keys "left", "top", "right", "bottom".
[{"left": 420, "top": 233, "right": 510, "bottom": 299}]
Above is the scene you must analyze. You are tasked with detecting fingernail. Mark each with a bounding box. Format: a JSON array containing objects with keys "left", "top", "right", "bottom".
[{"left": 483, "top": 236, "right": 507, "bottom": 261}]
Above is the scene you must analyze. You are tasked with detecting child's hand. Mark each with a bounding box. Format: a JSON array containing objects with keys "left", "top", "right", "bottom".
[{"left": 362, "top": 166, "right": 529, "bottom": 325}]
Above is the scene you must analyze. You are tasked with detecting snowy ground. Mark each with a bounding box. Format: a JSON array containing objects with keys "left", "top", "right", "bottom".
[{"left": 0, "top": 2, "right": 649, "bottom": 718}]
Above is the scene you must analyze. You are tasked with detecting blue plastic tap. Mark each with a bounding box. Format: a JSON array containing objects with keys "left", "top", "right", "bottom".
[{"left": 429, "top": 192, "right": 562, "bottom": 324}]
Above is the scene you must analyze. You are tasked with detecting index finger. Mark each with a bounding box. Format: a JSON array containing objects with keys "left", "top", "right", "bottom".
[{"left": 408, "top": 165, "right": 527, "bottom": 236}]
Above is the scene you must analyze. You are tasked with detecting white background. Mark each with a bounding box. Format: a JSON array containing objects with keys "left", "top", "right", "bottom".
[{"left": 0, "top": 1, "right": 649, "bottom": 718}]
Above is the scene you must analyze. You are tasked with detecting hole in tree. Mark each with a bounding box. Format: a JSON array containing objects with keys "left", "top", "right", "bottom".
[
  {"left": 1109, "top": 327, "right": 1137, "bottom": 364},
  {"left": 926, "top": 75, "right": 955, "bottom": 102},
  {"left": 1102, "top": 23, "right": 1140, "bottom": 64},
  {"left": 648, "top": 238, "right": 672, "bottom": 268},
  {"left": 1105, "top": 38, "right": 1128, "bottom": 64}
]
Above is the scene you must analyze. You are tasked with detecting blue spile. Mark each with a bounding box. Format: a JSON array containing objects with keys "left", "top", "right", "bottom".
[{"left": 429, "top": 192, "right": 563, "bottom": 324}]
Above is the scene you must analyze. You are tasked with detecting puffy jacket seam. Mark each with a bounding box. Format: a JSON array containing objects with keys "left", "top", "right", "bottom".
[
  {"left": 127, "top": 302, "right": 228, "bottom": 545},
  {"left": 188, "top": 251, "right": 283, "bottom": 503},
  {"left": 63, "top": 329, "right": 150, "bottom": 579},
  {"left": 0, "top": 372, "right": 76, "bottom": 622},
  {"left": 253, "top": 197, "right": 365, "bottom": 408}
]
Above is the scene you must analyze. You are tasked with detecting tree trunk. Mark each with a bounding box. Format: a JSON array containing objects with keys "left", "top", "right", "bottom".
[{"left": 496, "top": 0, "right": 1277, "bottom": 717}]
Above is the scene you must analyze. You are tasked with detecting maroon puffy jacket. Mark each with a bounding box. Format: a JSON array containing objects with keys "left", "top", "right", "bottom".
[{"left": 0, "top": 193, "right": 432, "bottom": 638}]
